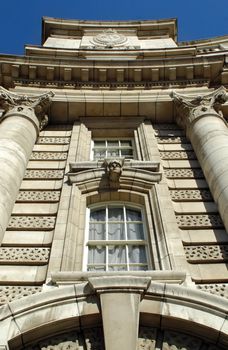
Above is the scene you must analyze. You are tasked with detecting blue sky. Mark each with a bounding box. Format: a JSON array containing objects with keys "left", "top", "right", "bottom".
[{"left": 1, "top": 0, "right": 227, "bottom": 55}]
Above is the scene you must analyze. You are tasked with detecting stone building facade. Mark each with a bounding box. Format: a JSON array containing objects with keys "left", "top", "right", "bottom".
[{"left": 0, "top": 17, "right": 228, "bottom": 349}]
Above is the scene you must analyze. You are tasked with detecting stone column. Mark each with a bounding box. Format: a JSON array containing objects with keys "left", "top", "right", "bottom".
[
  {"left": 0, "top": 87, "right": 54, "bottom": 242},
  {"left": 171, "top": 87, "right": 228, "bottom": 231}
]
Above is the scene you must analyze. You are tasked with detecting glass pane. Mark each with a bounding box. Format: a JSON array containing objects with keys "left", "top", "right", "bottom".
[
  {"left": 107, "top": 140, "right": 119, "bottom": 147},
  {"left": 108, "top": 265, "right": 127, "bottom": 271},
  {"left": 87, "top": 265, "right": 106, "bottom": 271},
  {"left": 90, "top": 209, "right": 106, "bottom": 222},
  {"left": 127, "top": 223, "right": 144, "bottom": 240},
  {"left": 126, "top": 209, "right": 142, "bottom": 221},
  {"left": 120, "top": 140, "right": 132, "bottom": 147},
  {"left": 89, "top": 223, "right": 105, "bottom": 240},
  {"left": 128, "top": 246, "right": 147, "bottom": 264},
  {"left": 121, "top": 149, "right": 133, "bottom": 157},
  {"left": 94, "top": 149, "right": 106, "bottom": 159},
  {"left": 88, "top": 246, "right": 106, "bottom": 264},
  {"left": 108, "top": 207, "right": 123, "bottom": 221},
  {"left": 108, "top": 223, "right": 125, "bottom": 240},
  {"left": 129, "top": 265, "right": 148, "bottom": 271},
  {"left": 108, "top": 246, "right": 126, "bottom": 264},
  {"left": 94, "top": 141, "right": 106, "bottom": 147},
  {"left": 107, "top": 149, "right": 119, "bottom": 157}
]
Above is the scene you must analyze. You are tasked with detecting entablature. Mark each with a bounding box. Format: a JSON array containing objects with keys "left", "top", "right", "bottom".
[
  {"left": 0, "top": 52, "right": 226, "bottom": 89},
  {"left": 5, "top": 86, "right": 228, "bottom": 124}
]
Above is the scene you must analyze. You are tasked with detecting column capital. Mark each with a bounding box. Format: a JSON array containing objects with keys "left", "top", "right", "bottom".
[
  {"left": 171, "top": 86, "right": 228, "bottom": 128},
  {"left": 0, "top": 87, "right": 54, "bottom": 130}
]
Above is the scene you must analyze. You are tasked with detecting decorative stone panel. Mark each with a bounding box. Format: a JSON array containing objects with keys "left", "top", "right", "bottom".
[
  {"left": 170, "top": 189, "right": 212, "bottom": 201},
  {"left": 138, "top": 327, "right": 157, "bottom": 349},
  {"left": 138, "top": 327, "right": 221, "bottom": 350},
  {"left": 0, "top": 247, "right": 50, "bottom": 264},
  {"left": 197, "top": 283, "right": 228, "bottom": 298},
  {"left": 24, "top": 170, "right": 64, "bottom": 179},
  {"left": 24, "top": 328, "right": 105, "bottom": 350},
  {"left": 163, "top": 330, "right": 202, "bottom": 350},
  {"left": 176, "top": 214, "right": 224, "bottom": 228},
  {"left": 184, "top": 245, "right": 228, "bottom": 262},
  {"left": 30, "top": 152, "right": 68, "bottom": 160},
  {"left": 8, "top": 216, "right": 56, "bottom": 230},
  {"left": 0, "top": 286, "right": 42, "bottom": 305},
  {"left": 160, "top": 151, "right": 196, "bottom": 160},
  {"left": 157, "top": 136, "right": 188, "bottom": 144},
  {"left": 37, "top": 137, "right": 70, "bottom": 144},
  {"left": 164, "top": 168, "right": 204, "bottom": 178},
  {"left": 17, "top": 191, "right": 61, "bottom": 202}
]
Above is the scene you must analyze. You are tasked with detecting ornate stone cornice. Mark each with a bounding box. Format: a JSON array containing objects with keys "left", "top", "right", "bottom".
[
  {"left": 0, "top": 87, "right": 54, "bottom": 130},
  {"left": 171, "top": 86, "right": 228, "bottom": 128}
]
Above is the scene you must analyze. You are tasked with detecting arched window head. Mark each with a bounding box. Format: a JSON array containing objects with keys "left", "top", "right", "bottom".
[{"left": 85, "top": 204, "right": 149, "bottom": 271}]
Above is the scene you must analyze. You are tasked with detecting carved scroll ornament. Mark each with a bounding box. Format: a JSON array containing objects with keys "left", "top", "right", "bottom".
[
  {"left": 0, "top": 86, "right": 54, "bottom": 129},
  {"left": 171, "top": 86, "right": 228, "bottom": 128}
]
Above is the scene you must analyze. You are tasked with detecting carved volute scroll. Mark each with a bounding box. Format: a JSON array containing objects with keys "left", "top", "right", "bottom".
[
  {"left": 171, "top": 86, "right": 228, "bottom": 129},
  {"left": 0, "top": 86, "right": 54, "bottom": 130}
]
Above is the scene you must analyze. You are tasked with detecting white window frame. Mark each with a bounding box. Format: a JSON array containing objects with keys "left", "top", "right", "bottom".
[
  {"left": 90, "top": 138, "right": 137, "bottom": 160},
  {"left": 83, "top": 202, "right": 150, "bottom": 271}
]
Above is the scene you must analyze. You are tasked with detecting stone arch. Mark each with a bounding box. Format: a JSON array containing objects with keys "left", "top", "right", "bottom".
[{"left": 1, "top": 279, "right": 228, "bottom": 349}]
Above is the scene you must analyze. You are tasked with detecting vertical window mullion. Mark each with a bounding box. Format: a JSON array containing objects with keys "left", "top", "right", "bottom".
[
  {"left": 106, "top": 205, "right": 108, "bottom": 271},
  {"left": 105, "top": 140, "right": 108, "bottom": 158},
  {"left": 123, "top": 205, "right": 129, "bottom": 271}
]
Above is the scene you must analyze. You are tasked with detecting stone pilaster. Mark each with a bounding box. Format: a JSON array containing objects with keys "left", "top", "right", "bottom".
[
  {"left": 0, "top": 87, "right": 54, "bottom": 242},
  {"left": 171, "top": 87, "right": 228, "bottom": 231}
]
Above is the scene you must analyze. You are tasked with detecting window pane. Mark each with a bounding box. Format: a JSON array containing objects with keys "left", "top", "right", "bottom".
[
  {"left": 129, "top": 265, "right": 148, "bottom": 271},
  {"left": 108, "top": 223, "right": 125, "bottom": 240},
  {"left": 88, "top": 246, "right": 106, "bottom": 264},
  {"left": 89, "top": 223, "right": 105, "bottom": 240},
  {"left": 108, "top": 265, "right": 127, "bottom": 271},
  {"left": 88, "top": 265, "right": 106, "bottom": 271},
  {"left": 127, "top": 223, "right": 144, "bottom": 240},
  {"left": 121, "top": 149, "right": 133, "bottom": 157},
  {"left": 90, "top": 209, "right": 105, "bottom": 222},
  {"left": 120, "top": 140, "right": 132, "bottom": 147},
  {"left": 126, "top": 209, "right": 142, "bottom": 221},
  {"left": 107, "top": 140, "right": 119, "bottom": 147},
  {"left": 94, "top": 149, "right": 106, "bottom": 159},
  {"left": 94, "top": 141, "right": 106, "bottom": 147},
  {"left": 128, "top": 246, "right": 147, "bottom": 264},
  {"left": 108, "top": 207, "right": 123, "bottom": 221},
  {"left": 107, "top": 149, "right": 119, "bottom": 157},
  {"left": 108, "top": 246, "right": 126, "bottom": 264}
]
